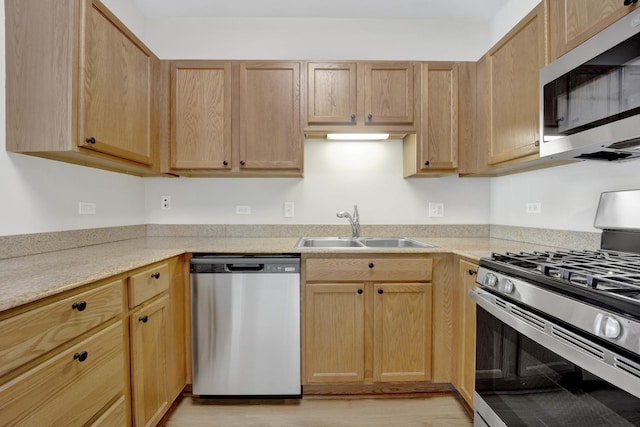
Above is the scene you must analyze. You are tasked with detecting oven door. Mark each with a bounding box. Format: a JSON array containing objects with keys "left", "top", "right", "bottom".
[{"left": 471, "top": 288, "right": 640, "bottom": 427}]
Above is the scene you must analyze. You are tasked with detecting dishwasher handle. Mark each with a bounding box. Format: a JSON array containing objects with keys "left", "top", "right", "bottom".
[{"left": 224, "top": 263, "right": 265, "bottom": 272}]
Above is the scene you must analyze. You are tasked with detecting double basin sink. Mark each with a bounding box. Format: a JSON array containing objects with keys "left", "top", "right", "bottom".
[{"left": 295, "top": 237, "right": 436, "bottom": 249}]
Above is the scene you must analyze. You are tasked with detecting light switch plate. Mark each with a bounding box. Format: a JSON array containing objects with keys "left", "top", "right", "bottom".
[
  {"left": 428, "top": 202, "right": 444, "bottom": 217},
  {"left": 284, "top": 202, "right": 295, "bottom": 217},
  {"left": 78, "top": 202, "right": 96, "bottom": 215}
]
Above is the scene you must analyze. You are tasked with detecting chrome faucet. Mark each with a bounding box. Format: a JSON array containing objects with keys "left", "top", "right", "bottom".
[{"left": 337, "top": 205, "right": 360, "bottom": 238}]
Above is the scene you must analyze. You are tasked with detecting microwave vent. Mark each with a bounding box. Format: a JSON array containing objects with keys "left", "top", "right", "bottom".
[{"left": 575, "top": 151, "right": 634, "bottom": 161}]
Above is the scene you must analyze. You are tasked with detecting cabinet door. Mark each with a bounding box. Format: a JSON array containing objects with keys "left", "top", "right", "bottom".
[
  {"left": 238, "top": 62, "right": 302, "bottom": 171},
  {"left": 488, "top": 2, "right": 547, "bottom": 165},
  {"left": 130, "top": 296, "right": 169, "bottom": 427},
  {"left": 373, "top": 283, "right": 432, "bottom": 383},
  {"left": 364, "top": 62, "right": 414, "bottom": 125},
  {"left": 550, "top": 0, "right": 639, "bottom": 60},
  {"left": 458, "top": 260, "right": 478, "bottom": 407},
  {"left": 304, "top": 284, "right": 365, "bottom": 384},
  {"left": 79, "top": 0, "right": 154, "bottom": 165},
  {"left": 420, "top": 63, "right": 458, "bottom": 170},
  {"left": 171, "top": 62, "right": 232, "bottom": 169},
  {"left": 307, "top": 62, "right": 357, "bottom": 125},
  {"left": 166, "top": 257, "right": 187, "bottom": 402}
]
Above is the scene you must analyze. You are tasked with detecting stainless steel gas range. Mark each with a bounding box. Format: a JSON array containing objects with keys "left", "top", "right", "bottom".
[{"left": 471, "top": 190, "right": 640, "bottom": 427}]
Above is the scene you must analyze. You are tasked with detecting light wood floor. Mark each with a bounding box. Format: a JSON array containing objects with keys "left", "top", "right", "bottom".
[{"left": 162, "top": 395, "right": 472, "bottom": 427}]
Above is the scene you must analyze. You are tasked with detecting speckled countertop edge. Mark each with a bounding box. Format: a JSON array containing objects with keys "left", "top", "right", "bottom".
[{"left": 0, "top": 235, "right": 570, "bottom": 313}]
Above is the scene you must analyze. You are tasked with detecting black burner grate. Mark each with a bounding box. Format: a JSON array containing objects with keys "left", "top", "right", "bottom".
[{"left": 490, "top": 250, "right": 640, "bottom": 296}]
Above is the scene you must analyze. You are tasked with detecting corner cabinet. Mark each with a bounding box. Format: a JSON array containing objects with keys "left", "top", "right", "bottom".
[
  {"left": 303, "top": 255, "right": 433, "bottom": 389},
  {"left": 5, "top": 0, "right": 161, "bottom": 176},
  {"left": 304, "top": 61, "right": 416, "bottom": 134},
  {"left": 167, "top": 61, "right": 303, "bottom": 176},
  {"left": 549, "top": 0, "right": 640, "bottom": 60}
]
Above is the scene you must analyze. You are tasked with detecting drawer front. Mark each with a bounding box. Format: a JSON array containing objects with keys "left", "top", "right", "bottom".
[
  {"left": 305, "top": 257, "right": 432, "bottom": 282},
  {"left": 128, "top": 262, "right": 170, "bottom": 308},
  {"left": 90, "top": 395, "right": 128, "bottom": 427},
  {"left": 0, "top": 321, "right": 125, "bottom": 426},
  {"left": 0, "top": 279, "right": 123, "bottom": 378}
]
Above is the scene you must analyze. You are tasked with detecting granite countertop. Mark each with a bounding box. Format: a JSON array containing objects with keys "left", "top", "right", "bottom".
[{"left": 0, "top": 236, "right": 562, "bottom": 313}]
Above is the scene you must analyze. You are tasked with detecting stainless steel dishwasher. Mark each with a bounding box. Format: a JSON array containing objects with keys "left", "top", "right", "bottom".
[{"left": 190, "top": 254, "right": 301, "bottom": 398}]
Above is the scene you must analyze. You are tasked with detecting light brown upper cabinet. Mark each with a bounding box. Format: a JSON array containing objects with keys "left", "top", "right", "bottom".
[
  {"left": 403, "top": 62, "right": 476, "bottom": 177},
  {"left": 238, "top": 62, "right": 303, "bottom": 173},
  {"left": 488, "top": 2, "right": 547, "bottom": 165},
  {"left": 460, "top": 1, "right": 571, "bottom": 176},
  {"left": 168, "top": 61, "right": 303, "bottom": 176},
  {"left": 550, "top": 0, "right": 640, "bottom": 60},
  {"left": 170, "top": 61, "right": 232, "bottom": 170},
  {"left": 5, "top": 0, "right": 161, "bottom": 176},
  {"left": 304, "top": 61, "right": 416, "bottom": 133}
]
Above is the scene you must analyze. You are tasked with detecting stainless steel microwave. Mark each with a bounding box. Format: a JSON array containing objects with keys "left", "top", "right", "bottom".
[{"left": 540, "top": 10, "right": 640, "bottom": 162}]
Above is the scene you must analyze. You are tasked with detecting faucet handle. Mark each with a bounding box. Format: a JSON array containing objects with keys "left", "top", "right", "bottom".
[{"left": 353, "top": 205, "right": 359, "bottom": 221}]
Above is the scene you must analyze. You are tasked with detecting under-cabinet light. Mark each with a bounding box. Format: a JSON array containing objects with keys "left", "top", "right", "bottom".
[{"left": 326, "top": 133, "right": 390, "bottom": 141}]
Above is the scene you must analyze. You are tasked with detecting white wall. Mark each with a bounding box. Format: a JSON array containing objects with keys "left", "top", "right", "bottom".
[
  {"left": 490, "top": 161, "right": 640, "bottom": 232},
  {"left": 145, "top": 18, "right": 490, "bottom": 61},
  {"left": 144, "top": 140, "right": 491, "bottom": 225},
  {"left": 0, "top": 0, "right": 146, "bottom": 237}
]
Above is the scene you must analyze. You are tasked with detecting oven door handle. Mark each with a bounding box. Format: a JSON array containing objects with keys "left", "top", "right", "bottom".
[{"left": 470, "top": 288, "right": 640, "bottom": 400}]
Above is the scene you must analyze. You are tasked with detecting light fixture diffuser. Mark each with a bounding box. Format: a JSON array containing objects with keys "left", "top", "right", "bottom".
[{"left": 326, "top": 133, "right": 390, "bottom": 141}]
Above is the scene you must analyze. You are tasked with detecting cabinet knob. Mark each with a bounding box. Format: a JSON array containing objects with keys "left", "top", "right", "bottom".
[
  {"left": 139, "top": 315, "right": 149, "bottom": 323},
  {"left": 468, "top": 269, "right": 477, "bottom": 276},
  {"left": 368, "top": 262, "right": 375, "bottom": 268},
  {"left": 240, "top": 160, "right": 245, "bottom": 166},
  {"left": 73, "top": 351, "right": 88, "bottom": 362},
  {"left": 377, "top": 288, "right": 384, "bottom": 294},
  {"left": 223, "top": 160, "right": 228, "bottom": 166},
  {"left": 72, "top": 301, "right": 87, "bottom": 311},
  {"left": 424, "top": 161, "right": 430, "bottom": 166},
  {"left": 85, "top": 137, "right": 96, "bottom": 144},
  {"left": 367, "top": 114, "right": 373, "bottom": 121},
  {"left": 151, "top": 272, "right": 160, "bottom": 279},
  {"left": 357, "top": 288, "right": 363, "bottom": 294},
  {"left": 351, "top": 114, "right": 356, "bottom": 121}
]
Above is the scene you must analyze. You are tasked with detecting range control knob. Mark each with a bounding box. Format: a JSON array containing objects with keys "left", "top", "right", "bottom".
[
  {"left": 503, "top": 279, "right": 515, "bottom": 294},
  {"left": 594, "top": 314, "right": 622, "bottom": 339},
  {"left": 484, "top": 273, "right": 498, "bottom": 288},
  {"left": 604, "top": 316, "right": 622, "bottom": 339}
]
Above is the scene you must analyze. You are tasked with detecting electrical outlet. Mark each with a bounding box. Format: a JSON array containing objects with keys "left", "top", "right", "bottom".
[
  {"left": 428, "top": 202, "right": 444, "bottom": 217},
  {"left": 284, "top": 202, "right": 295, "bottom": 218},
  {"left": 236, "top": 205, "right": 251, "bottom": 215},
  {"left": 161, "top": 196, "right": 171, "bottom": 210},
  {"left": 78, "top": 202, "right": 96, "bottom": 215},
  {"left": 526, "top": 202, "right": 542, "bottom": 214}
]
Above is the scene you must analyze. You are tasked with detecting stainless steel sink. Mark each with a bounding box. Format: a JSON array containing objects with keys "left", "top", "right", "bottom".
[
  {"left": 294, "top": 237, "right": 436, "bottom": 249},
  {"left": 295, "top": 237, "right": 365, "bottom": 248},
  {"left": 358, "top": 237, "right": 437, "bottom": 248}
]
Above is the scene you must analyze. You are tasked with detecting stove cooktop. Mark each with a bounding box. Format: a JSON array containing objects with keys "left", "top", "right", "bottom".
[{"left": 480, "top": 250, "right": 640, "bottom": 318}]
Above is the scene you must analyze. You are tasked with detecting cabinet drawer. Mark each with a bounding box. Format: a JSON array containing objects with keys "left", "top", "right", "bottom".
[
  {"left": 305, "top": 257, "right": 432, "bottom": 282},
  {"left": 128, "top": 262, "right": 170, "bottom": 308},
  {"left": 0, "top": 279, "right": 123, "bottom": 378},
  {"left": 90, "top": 395, "right": 127, "bottom": 427},
  {"left": 0, "top": 321, "right": 125, "bottom": 426}
]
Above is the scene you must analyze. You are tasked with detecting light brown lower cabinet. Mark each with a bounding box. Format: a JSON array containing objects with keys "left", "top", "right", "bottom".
[
  {"left": 0, "top": 255, "right": 187, "bottom": 427},
  {"left": 0, "top": 321, "right": 126, "bottom": 426},
  {"left": 456, "top": 259, "right": 479, "bottom": 407},
  {"left": 303, "top": 255, "right": 433, "bottom": 386},
  {"left": 130, "top": 296, "right": 169, "bottom": 427}
]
